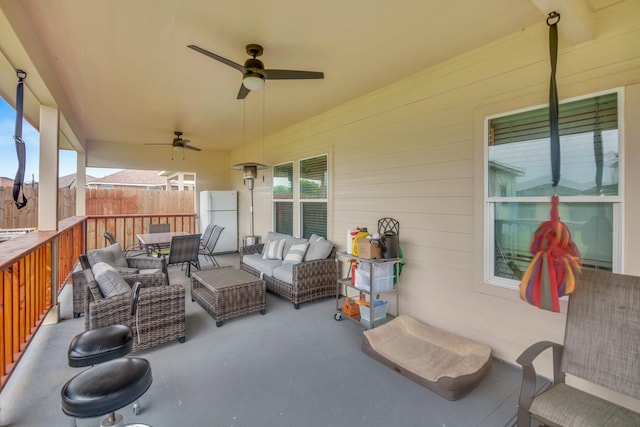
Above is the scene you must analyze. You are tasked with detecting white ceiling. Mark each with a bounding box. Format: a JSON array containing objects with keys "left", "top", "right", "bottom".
[{"left": 0, "top": 1, "right": 610, "bottom": 155}]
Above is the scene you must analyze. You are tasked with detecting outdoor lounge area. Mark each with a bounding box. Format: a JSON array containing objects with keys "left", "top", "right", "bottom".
[
  {"left": 2, "top": 1, "right": 640, "bottom": 426},
  {"left": 0, "top": 255, "right": 537, "bottom": 427}
]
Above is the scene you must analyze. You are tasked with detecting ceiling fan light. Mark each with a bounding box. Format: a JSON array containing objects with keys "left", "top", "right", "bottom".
[
  {"left": 173, "top": 145, "right": 184, "bottom": 152},
  {"left": 243, "top": 74, "right": 264, "bottom": 91}
]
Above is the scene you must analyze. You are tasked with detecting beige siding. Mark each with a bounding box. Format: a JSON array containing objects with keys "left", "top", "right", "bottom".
[{"left": 231, "top": 1, "right": 640, "bottom": 408}]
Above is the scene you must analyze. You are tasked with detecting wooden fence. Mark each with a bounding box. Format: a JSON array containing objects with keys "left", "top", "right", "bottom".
[
  {"left": 85, "top": 188, "right": 194, "bottom": 215},
  {"left": 0, "top": 188, "right": 194, "bottom": 229}
]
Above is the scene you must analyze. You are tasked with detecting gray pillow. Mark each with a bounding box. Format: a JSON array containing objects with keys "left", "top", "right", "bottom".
[
  {"left": 92, "top": 262, "right": 131, "bottom": 298},
  {"left": 304, "top": 236, "right": 333, "bottom": 261},
  {"left": 87, "top": 243, "right": 129, "bottom": 269}
]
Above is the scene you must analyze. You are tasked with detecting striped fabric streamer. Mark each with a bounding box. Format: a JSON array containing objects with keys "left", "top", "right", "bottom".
[{"left": 520, "top": 195, "right": 581, "bottom": 312}]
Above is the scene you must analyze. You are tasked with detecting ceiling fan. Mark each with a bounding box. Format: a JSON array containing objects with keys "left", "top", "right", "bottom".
[
  {"left": 145, "top": 131, "right": 201, "bottom": 152},
  {"left": 187, "top": 43, "right": 324, "bottom": 99}
]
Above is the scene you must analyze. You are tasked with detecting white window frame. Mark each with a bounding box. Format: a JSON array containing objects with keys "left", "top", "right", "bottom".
[
  {"left": 272, "top": 161, "right": 294, "bottom": 235},
  {"left": 272, "top": 154, "right": 329, "bottom": 238},
  {"left": 299, "top": 154, "right": 329, "bottom": 239},
  {"left": 483, "top": 88, "right": 625, "bottom": 289}
]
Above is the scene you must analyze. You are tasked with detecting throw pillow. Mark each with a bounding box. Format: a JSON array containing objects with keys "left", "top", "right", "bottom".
[
  {"left": 263, "top": 239, "right": 285, "bottom": 260},
  {"left": 92, "top": 262, "right": 132, "bottom": 298},
  {"left": 283, "top": 243, "right": 309, "bottom": 265},
  {"left": 87, "top": 243, "right": 129, "bottom": 269},
  {"left": 304, "top": 236, "right": 334, "bottom": 261},
  {"left": 284, "top": 236, "right": 308, "bottom": 257},
  {"left": 261, "top": 232, "right": 288, "bottom": 255}
]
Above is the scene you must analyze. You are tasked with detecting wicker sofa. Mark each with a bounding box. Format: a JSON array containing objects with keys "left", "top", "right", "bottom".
[
  {"left": 240, "top": 232, "right": 336, "bottom": 309},
  {"left": 73, "top": 267, "right": 186, "bottom": 352}
]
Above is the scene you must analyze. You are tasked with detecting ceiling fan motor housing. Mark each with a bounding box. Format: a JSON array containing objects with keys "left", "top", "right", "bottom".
[{"left": 244, "top": 58, "right": 264, "bottom": 71}]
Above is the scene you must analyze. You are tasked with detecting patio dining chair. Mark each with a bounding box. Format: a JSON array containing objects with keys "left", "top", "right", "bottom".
[
  {"left": 199, "top": 225, "right": 224, "bottom": 267},
  {"left": 199, "top": 224, "right": 216, "bottom": 251},
  {"left": 516, "top": 269, "right": 640, "bottom": 426},
  {"left": 104, "top": 230, "right": 146, "bottom": 257},
  {"left": 163, "top": 233, "right": 201, "bottom": 278},
  {"left": 149, "top": 223, "right": 171, "bottom": 256},
  {"left": 149, "top": 223, "right": 170, "bottom": 233},
  {"left": 104, "top": 230, "right": 117, "bottom": 245}
]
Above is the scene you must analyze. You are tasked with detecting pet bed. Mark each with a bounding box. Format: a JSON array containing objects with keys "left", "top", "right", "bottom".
[{"left": 361, "top": 315, "right": 492, "bottom": 400}]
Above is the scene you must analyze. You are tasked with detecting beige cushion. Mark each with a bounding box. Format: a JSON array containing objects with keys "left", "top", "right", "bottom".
[
  {"left": 92, "top": 262, "right": 131, "bottom": 298},
  {"left": 87, "top": 243, "right": 129, "bottom": 269}
]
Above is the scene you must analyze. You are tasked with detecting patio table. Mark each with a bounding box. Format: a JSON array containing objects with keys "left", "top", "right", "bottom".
[
  {"left": 190, "top": 267, "right": 266, "bottom": 326},
  {"left": 136, "top": 231, "right": 188, "bottom": 256}
]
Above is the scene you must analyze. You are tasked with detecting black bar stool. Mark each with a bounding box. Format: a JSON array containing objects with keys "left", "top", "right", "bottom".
[
  {"left": 61, "top": 357, "right": 152, "bottom": 427},
  {"left": 62, "top": 284, "right": 152, "bottom": 426}
]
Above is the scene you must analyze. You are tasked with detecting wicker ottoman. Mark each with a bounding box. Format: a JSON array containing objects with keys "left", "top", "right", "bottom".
[{"left": 191, "top": 267, "right": 266, "bottom": 327}]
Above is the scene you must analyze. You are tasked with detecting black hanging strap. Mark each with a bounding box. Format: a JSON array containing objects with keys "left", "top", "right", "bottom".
[
  {"left": 13, "top": 69, "right": 28, "bottom": 209},
  {"left": 548, "top": 12, "right": 560, "bottom": 189}
]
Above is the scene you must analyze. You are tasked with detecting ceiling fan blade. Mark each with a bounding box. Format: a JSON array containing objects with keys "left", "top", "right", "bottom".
[
  {"left": 237, "top": 84, "right": 250, "bottom": 100},
  {"left": 184, "top": 144, "right": 202, "bottom": 152},
  {"left": 187, "top": 45, "right": 246, "bottom": 73},
  {"left": 262, "top": 69, "right": 324, "bottom": 80},
  {"left": 144, "top": 143, "right": 172, "bottom": 146}
]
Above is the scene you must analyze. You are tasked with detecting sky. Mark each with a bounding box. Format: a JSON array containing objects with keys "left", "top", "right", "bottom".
[{"left": 0, "top": 96, "right": 120, "bottom": 181}]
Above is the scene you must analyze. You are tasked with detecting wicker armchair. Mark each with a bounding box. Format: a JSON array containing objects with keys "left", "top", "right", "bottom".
[
  {"left": 75, "top": 268, "right": 185, "bottom": 352},
  {"left": 240, "top": 243, "right": 336, "bottom": 309},
  {"left": 72, "top": 253, "right": 166, "bottom": 317}
]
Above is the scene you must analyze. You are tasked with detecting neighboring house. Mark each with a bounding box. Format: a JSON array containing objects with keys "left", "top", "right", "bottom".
[
  {"left": 160, "top": 171, "right": 196, "bottom": 192},
  {"left": 1, "top": 176, "right": 39, "bottom": 188},
  {"left": 58, "top": 174, "right": 97, "bottom": 189},
  {"left": 86, "top": 169, "right": 169, "bottom": 190}
]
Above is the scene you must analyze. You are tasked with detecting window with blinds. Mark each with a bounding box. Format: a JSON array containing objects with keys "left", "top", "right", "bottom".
[
  {"left": 488, "top": 92, "right": 618, "bottom": 197},
  {"left": 273, "top": 162, "right": 293, "bottom": 200},
  {"left": 272, "top": 155, "right": 329, "bottom": 239},
  {"left": 300, "top": 155, "right": 328, "bottom": 239},
  {"left": 485, "top": 89, "right": 622, "bottom": 287},
  {"left": 273, "top": 162, "right": 293, "bottom": 234}
]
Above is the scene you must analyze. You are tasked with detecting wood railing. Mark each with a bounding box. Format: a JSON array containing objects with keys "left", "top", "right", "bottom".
[
  {"left": 86, "top": 213, "right": 197, "bottom": 251},
  {"left": 0, "top": 216, "right": 84, "bottom": 389},
  {"left": 0, "top": 213, "right": 196, "bottom": 390}
]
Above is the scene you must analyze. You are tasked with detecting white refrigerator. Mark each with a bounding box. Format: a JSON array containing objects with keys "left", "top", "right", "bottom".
[{"left": 199, "top": 191, "right": 238, "bottom": 253}]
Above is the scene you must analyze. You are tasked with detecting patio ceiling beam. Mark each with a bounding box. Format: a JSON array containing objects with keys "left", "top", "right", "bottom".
[{"left": 530, "top": 0, "right": 595, "bottom": 46}]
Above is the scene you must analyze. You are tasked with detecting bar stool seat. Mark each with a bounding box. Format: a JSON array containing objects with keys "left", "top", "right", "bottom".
[
  {"left": 61, "top": 357, "right": 152, "bottom": 421},
  {"left": 68, "top": 324, "right": 133, "bottom": 367}
]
